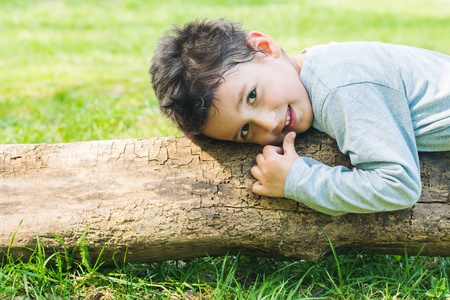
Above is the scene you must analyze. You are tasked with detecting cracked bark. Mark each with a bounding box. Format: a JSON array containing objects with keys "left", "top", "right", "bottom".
[{"left": 0, "top": 129, "right": 449, "bottom": 262}]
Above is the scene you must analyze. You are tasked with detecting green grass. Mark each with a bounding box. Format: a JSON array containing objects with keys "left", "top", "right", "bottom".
[
  {"left": 1, "top": 0, "right": 449, "bottom": 144},
  {"left": 1, "top": 0, "right": 450, "bottom": 298},
  {"left": 1, "top": 233, "right": 449, "bottom": 299}
]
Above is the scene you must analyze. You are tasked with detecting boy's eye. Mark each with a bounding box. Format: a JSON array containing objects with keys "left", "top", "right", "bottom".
[
  {"left": 241, "top": 124, "right": 249, "bottom": 138},
  {"left": 248, "top": 89, "right": 256, "bottom": 105}
]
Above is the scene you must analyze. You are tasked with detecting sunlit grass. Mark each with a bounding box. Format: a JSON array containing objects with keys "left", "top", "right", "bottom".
[
  {"left": 1, "top": 230, "right": 449, "bottom": 299},
  {"left": 1, "top": 0, "right": 449, "bottom": 143}
]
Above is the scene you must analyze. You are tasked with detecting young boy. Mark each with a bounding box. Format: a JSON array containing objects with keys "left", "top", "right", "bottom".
[{"left": 150, "top": 19, "right": 450, "bottom": 216}]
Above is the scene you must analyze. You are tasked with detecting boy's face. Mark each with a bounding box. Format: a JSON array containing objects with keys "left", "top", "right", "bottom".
[{"left": 202, "top": 48, "right": 313, "bottom": 145}]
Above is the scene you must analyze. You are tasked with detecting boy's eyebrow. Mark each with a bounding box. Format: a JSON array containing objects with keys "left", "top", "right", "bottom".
[
  {"left": 232, "top": 130, "right": 239, "bottom": 142},
  {"left": 233, "top": 82, "right": 248, "bottom": 141},
  {"left": 236, "top": 82, "right": 248, "bottom": 111}
]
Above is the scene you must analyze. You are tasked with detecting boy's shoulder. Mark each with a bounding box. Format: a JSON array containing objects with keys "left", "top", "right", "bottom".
[
  {"left": 302, "top": 42, "right": 404, "bottom": 90},
  {"left": 306, "top": 41, "right": 406, "bottom": 61}
]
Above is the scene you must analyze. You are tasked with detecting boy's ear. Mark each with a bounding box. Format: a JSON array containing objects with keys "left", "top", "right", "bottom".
[{"left": 246, "top": 31, "right": 282, "bottom": 58}]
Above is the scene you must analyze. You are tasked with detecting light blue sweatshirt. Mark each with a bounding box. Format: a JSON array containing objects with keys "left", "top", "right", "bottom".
[{"left": 284, "top": 42, "right": 450, "bottom": 216}]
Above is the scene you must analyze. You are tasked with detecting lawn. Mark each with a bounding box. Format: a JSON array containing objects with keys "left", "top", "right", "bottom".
[{"left": 1, "top": 0, "right": 449, "bottom": 298}]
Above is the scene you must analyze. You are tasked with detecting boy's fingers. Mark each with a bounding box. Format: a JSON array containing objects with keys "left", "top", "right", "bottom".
[
  {"left": 251, "top": 165, "right": 262, "bottom": 180},
  {"left": 252, "top": 181, "right": 267, "bottom": 196},
  {"left": 255, "top": 153, "right": 265, "bottom": 166},
  {"left": 252, "top": 181, "right": 262, "bottom": 194},
  {"left": 275, "top": 146, "right": 284, "bottom": 155},
  {"left": 263, "top": 145, "right": 283, "bottom": 156},
  {"left": 283, "top": 132, "right": 296, "bottom": 154}
]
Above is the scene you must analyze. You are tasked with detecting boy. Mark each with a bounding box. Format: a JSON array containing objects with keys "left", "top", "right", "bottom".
[{"left": 150, "top": 19, "right": 450, "bottom": 216}]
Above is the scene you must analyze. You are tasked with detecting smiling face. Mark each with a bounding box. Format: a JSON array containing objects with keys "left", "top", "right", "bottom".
[{"left": 202, "top": 32, "right": 313, "bottom": 145}]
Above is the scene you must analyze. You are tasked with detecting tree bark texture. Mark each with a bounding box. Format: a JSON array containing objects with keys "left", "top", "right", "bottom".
[{"left": 0, "top": 129, "right": 449, "bottom": 262}]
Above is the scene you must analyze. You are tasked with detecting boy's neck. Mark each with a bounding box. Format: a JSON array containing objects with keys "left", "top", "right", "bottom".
[{"left": 291, "top": 52, "right": 307, "bottom": 76}]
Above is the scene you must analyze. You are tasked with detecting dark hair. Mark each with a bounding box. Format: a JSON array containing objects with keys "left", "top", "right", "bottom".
[{"left": 149, "top": 19, "right": 259, "bottom": 144}]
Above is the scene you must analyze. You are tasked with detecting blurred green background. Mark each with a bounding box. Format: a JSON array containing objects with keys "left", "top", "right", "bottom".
[{"left": 0, "top": 0, "right": 449, "bottom": 144}]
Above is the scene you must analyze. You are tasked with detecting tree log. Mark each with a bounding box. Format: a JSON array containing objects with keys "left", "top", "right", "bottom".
[{"left": 0, "top": 129, "right": 449, "bottom": 262}]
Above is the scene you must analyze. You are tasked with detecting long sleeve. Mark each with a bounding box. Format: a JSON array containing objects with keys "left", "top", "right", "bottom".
[
  {"left": 284, "top": 83, "right": 421, "bottom": 216},
  {"left": 284, "top": 42, "right": 449, "bottom": 216}
]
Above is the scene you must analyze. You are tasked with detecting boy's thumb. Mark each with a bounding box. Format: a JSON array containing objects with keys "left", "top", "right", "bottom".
[{"left": 283, "top": 132, "right": 296, "bottom": 154}]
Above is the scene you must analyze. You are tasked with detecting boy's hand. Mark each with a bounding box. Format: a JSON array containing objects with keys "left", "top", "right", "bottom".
[{"left": 251, "top": 132, "right": 299, "bottom": 197}]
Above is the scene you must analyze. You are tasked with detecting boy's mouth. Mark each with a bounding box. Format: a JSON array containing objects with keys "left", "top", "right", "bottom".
[{"left": 283, "top": 105, "right": 297, "bottom": 132}]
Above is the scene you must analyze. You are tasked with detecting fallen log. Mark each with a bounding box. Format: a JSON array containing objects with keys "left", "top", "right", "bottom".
[{"left": 0, "top": 129, "right": 449, "bottom": 263}]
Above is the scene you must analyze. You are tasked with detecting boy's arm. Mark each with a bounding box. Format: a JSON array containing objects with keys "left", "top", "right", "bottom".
[{"left": 261, "top": 83, "right": 421, "bottom": 216}]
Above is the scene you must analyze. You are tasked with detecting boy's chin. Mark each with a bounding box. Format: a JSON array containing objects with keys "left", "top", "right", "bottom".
[{"left": 260, "top": 138, "right": 284, "bottom": 146}]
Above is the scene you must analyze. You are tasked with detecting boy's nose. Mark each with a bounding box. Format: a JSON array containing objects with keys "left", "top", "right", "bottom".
[{"left": 254, "top": 111, "right": 277, "bottom": 132}]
